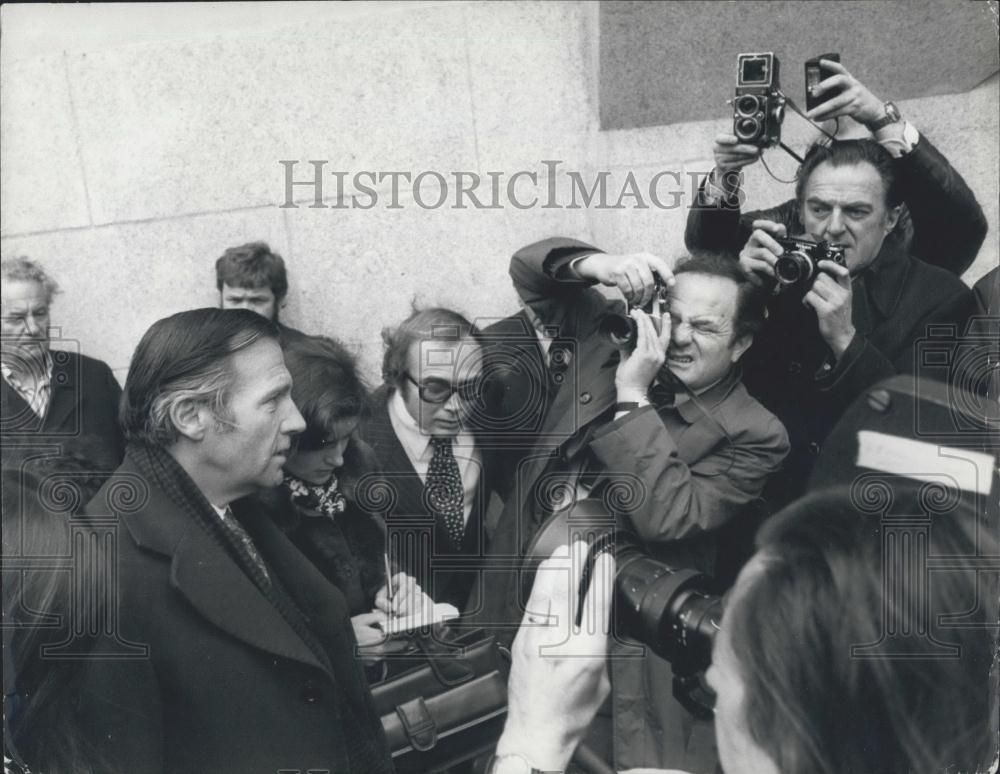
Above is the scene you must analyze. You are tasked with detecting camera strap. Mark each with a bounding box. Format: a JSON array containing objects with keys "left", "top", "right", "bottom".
[{"left": 767, "top": 91, "right": 838, "bottom": 168}]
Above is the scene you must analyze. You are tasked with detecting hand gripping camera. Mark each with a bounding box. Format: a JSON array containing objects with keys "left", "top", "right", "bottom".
[
  {"left": 521, "top": 500, "right": 721, "bottom": 719},
  {"left": 732, "top": 52, "right": 785, "bottom": 148},
  {"left": 599, "top": 278, "right": 670, "bottom": 350},
  {"left": 774, "top": 237, "right": 846, "bottom": 289}
]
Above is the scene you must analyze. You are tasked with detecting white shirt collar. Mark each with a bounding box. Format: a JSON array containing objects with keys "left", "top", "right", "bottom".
[
  {"left": 387, "top": 388, "right": 477, "bottom": 462},
  {"left": 388, "top": 389, "right": 433, "bottom": 461}
]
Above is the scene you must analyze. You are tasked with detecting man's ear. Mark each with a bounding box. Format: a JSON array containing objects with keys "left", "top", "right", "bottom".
[
  {"left": 169, "top": 398, "right": 210, "bottom": 442},
  {"left": 731, "top": 333, "right": 753, "bottom": 363},
  {"left": 885, "top": 204, "right": 902, "bottom": 234}
]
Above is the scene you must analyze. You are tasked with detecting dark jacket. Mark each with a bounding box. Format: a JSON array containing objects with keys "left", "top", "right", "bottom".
[
  {"left": 684, "top": 133, "right": 988, "bottom": 276},
  {"left": 75, "top": 448, "right": 392, "bottom": 774},
  {"left": 358, "top": 387, "right": 491, "bottom": 612},
  {"left": 237, "top": 440, "right": 388, "bottom": 616},
  {"left": 478, "top": 310, "right": 569, "bottom": 504},
  {"left": 684, "top": 134, "right": 980, "bottom": 505},
  {"left": 968, "top": 266, "right": 999, "bottom": 402},
  {"left": 1, "top": 350, "right": 124, "bottom": 470},
  {"left": 470, "top": 238, "right": 789, "bottom": 637}
]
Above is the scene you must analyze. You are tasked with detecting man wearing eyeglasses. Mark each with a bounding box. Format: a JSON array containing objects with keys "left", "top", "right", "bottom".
[{"left": 359, "top": 306, "right": 492, "bottom": 611}]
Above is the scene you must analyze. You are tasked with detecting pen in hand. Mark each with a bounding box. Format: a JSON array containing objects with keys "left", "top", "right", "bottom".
[{"left": 384, "top": 553, "right": 395, "bottom": 620}]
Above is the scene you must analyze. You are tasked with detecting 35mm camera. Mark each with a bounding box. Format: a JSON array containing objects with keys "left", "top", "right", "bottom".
[{"left": 774, "top": 237, "right": 846, "bottom": 288}]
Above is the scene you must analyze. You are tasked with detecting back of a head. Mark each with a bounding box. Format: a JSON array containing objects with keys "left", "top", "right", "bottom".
[
  {"left": 119, "top": 308, "right": 278, "bottom": 447},
  {"left": 728, "top": 484, "right": 997, "bottom": 773},
  {"left": 215, "top": 242, "right": 288, "bottom": 300}
]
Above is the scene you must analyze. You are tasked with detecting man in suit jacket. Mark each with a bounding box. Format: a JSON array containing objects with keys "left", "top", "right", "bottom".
[
  {"left": 75, "top": 308, "right": 393, "bottom": 774},
  {"left": 358, "top": 307, "right": 491, "bottom": 612},
  {"left": 1, "top": 257, "right": 124, "bottom": 470},
  {"left": 477, "top": 304, "right": 574, "bottom": 507}
]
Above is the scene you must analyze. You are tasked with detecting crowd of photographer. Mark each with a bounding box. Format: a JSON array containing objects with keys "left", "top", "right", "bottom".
[{"left": 2, "top": 54, "right": 997, "bottom": 774}]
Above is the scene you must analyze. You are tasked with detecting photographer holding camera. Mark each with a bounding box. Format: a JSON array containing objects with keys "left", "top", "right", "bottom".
[
  {"left": 474, "top": 238, "right": 788, "bottom": 770},
  {"left": 685, "top": 61, "right": 982, "bottom": 505}
]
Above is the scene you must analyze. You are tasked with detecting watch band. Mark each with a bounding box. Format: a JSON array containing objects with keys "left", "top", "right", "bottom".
[
  {"left": 868, "top": 101, "right": 901, "bottom": 132},
  {"left": 615, "top": 401, "right": 642, "bottom": 413}
]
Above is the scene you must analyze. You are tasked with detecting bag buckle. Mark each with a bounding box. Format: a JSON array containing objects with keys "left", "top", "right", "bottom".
[{"left": 396, "top": 697, "right": 438, "bottom": 751}]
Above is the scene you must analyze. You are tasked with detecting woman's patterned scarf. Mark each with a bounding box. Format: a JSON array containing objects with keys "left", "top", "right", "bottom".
[{"left": 283, "top": 472, "right": 347, "bottom": 517}]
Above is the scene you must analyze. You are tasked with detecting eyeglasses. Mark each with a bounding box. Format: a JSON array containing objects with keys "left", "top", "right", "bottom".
[{"left": 404, "top": 373, "right": 483, "bottom": 405}]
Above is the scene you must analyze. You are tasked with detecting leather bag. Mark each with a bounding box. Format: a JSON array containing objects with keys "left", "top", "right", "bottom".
[{"left": 368, "top": 626, "right": 510, "bottom": 772}]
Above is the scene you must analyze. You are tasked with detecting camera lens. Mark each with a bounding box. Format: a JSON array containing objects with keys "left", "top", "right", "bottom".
[
  {"left": 600, "top": 313, "right": 638, "bottom": 350},
  {"left": 774, "top": 250, "right": 813, "bottom": 285},
  {"left": 735, "top": 95, "right": 760, "bottom": 116},
  {"left": 734, "top": 117, "right": 760, "bottom": 141},
  {"left": 521, "top": 506, "right": 720, "bottom": 673}
]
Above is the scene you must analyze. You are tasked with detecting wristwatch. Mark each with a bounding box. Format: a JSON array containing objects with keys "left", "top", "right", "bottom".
[
  {"left": 868, "top": 101, "right": 902, "bottom": 132},
  {"left": 485, "top": 753, "right": 554, "bottom": 774}
]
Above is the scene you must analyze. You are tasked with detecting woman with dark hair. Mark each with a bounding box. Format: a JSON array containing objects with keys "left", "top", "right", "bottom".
[
  {"left": 493, "top": 483, "right": 998, "bottom": 774},
  {"left": 239, "top": 334, "right": 431, "bottom": 646}
]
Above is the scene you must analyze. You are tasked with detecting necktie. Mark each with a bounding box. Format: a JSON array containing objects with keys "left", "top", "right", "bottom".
[
  {"left": 424, "top": 437, "right": 465, "bottom": 549},
  {"left": 219, "top": 506, "right": 271, "bottom": 585}
]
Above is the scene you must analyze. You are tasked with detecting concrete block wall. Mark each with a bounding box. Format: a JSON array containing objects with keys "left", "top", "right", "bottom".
[{"left": 2, "top": 2, "right": 996, "bottom": 384}]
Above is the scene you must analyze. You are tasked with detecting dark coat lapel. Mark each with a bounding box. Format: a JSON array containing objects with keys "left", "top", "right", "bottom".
[
  {"left": 361, "top": 391, "right": 429, "bottom": 518},
  {"left": 42, "top": 350, "right": 81, "bottom": 433},
  {"left": 512, "top": 327, "right": 620, "bottom": 514},
  {"left": 239, "top": 507, "right": 372, "bottom": 715},
  {"left": 107, "top": 461, "right": 333, "bottom": 680},
  {"left": 168, "top": 522, "right": 332, "bottom": 677}
]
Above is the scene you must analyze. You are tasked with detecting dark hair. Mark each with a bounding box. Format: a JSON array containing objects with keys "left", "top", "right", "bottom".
[
  {"left": 727, "top": 485, "right": 997, "bottom": 774},
  {"left": 215, "top": 242, "right": 289, "bottom": 301},
  {"left": 795, "top": 138, "right": 902, "bottom": 209},
  {"left": 380, "top": 306, "right": 483, "bottom": 391},
  {"left": 119, "top": 308, "right": 278, "bottom": 446},
  {"left": 282, "top": 335, "right": 372, "bottom": 448},
  {"left": 674, "top": 252, "right": 767, "bottom": 342}
]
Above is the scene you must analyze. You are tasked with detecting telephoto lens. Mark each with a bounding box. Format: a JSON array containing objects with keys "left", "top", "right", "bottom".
[{"left": 520, "top": 500, "right": 721, "bottom": 686}]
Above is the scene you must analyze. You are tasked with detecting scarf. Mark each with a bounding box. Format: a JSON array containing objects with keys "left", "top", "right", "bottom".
[{"left": 283, "top": 472, "right": 347, "bottom": 518}]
